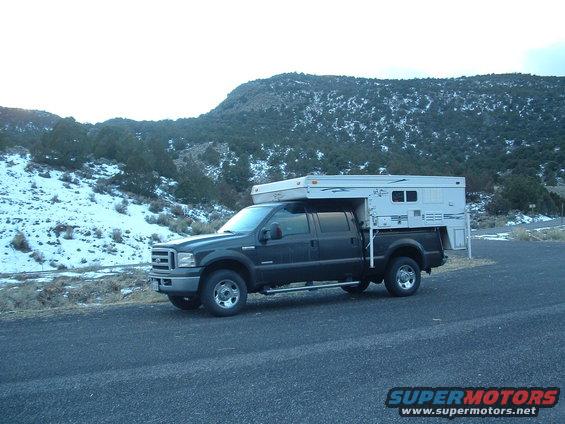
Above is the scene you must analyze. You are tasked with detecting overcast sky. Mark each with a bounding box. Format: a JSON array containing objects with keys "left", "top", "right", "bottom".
[{"left": 1, "top": 0, "right": 564, "bottom": 123}]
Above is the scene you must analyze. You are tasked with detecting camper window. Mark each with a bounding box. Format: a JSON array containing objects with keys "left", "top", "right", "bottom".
[
  {"left": 406, "top": 191, "right": 418, "bottom": 202},
  {"left": 392, "top": 191, "right": 404, "bottom": 202}
]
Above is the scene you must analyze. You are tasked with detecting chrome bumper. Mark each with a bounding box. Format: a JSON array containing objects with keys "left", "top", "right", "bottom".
[{"left": 149, "top": 273, "right": 200, "bottom": 295}]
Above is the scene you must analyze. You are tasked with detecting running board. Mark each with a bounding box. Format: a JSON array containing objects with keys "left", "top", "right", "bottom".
[{"left": 261, "top": 281, "right": 359, "bottom": 295}]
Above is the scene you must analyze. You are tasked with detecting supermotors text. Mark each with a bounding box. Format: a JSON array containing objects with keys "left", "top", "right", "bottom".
[{"left": 385, "top": 387, "right": 559, "bottom": 419}]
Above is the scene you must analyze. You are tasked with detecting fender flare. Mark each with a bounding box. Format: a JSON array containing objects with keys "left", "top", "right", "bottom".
[
  {"left": 199, "top": 250, "right": 257, "bottom": 287},
  {"left": 385, "top": 238, "right": 428, "bottom": 270}
]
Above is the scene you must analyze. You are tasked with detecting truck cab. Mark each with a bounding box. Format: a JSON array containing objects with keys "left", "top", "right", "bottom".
[{"left": 150, "top": 199, "right": 446, "bottom": 316}]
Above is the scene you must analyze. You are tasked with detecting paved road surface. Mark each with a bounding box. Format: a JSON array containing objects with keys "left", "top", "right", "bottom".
[{"left": 1, "top": 240, "right": 564, "bottom": 423}]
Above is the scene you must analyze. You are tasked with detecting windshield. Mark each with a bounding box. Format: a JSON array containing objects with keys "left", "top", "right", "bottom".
[{"left": 218, "top": 206, "right": 273, "bottom": 233}]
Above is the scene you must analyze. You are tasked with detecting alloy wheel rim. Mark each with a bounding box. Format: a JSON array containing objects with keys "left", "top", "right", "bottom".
[
  {"left": 213, "top": 280, "right": 240, "bottom": 309},
  {"left": 396, "top": 265, "right": 416, "bottom": 290}
]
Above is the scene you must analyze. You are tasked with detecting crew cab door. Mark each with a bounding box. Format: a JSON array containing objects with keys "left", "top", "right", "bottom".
[
  {"left": 313, "top": 207, "right": 363, "bottom": 281},
  {"left": 256, "top": 204, "right": 319, "bottom": 284}
]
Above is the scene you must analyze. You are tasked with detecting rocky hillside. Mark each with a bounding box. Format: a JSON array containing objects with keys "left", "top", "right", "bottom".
[
  {"left": 1, "top": 73, "right": 563, "bottom": 205},
  {"left": 3, "top": 73, "right": 563, "bottom": 189}
]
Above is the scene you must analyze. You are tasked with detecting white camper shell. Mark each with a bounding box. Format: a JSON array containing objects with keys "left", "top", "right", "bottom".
[{"left": 251, "top": 175, "right": 469, "bottom": 267}]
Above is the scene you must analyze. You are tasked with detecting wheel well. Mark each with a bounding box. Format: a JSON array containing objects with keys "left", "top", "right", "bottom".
[
  {"left": 388, "top": 246, "right": 424, "bottom": 270},
  {"left": 200, "top": 260, "right": 252, "bottom": 291}
]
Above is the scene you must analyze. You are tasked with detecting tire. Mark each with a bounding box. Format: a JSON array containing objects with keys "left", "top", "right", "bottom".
[
  {"left": 168, "top": 295, "right": 202, "bottom": 310},
  {"left": 200, "top": 270, "right": 248, "bottom": 317},
  {"left": 384, "top": 257, "right": 421, "bottom": 297},
  {"left": 341, "top": 279, "right": 370, "bottom": 294}
]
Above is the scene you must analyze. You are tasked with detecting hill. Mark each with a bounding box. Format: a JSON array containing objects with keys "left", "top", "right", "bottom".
[
  {"left": 1, "top": 72, "right": 563, "bottom": 209},
  {"left": 0, "top": 152, "right": 229, "bottom": 273}
]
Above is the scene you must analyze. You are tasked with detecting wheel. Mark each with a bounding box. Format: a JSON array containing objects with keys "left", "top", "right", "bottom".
[
  {"left": 341, "top": 279, "right": 370, "bottom": 294},
  {"left": 168, "top": 295, "right": 202, "bottom": 310},
  {"left": 384, "top": 257, "right": 421, "bottom": 297},
  {"left": 200, "top": 270, "right": 248, "bottom": 317}
]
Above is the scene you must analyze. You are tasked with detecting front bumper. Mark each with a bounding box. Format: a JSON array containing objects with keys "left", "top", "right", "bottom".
[{"left": 149, "top": 267, "right": 203, "bottom": 295}]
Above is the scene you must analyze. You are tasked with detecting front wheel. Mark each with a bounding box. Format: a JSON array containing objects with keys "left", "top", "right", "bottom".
[
  {"left": 200, "top": 270, "right": 248, "bottom": 317},
  {"left": 168, "top": 295, "right": 202, "bottom": 310},
  {"left": 384, "top": 257, "right": 421, "bottom": 297}
]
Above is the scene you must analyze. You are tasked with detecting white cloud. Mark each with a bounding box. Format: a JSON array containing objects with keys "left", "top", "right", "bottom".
[{"left": 1, "top": 0, "right": 564, "bottom": 122}]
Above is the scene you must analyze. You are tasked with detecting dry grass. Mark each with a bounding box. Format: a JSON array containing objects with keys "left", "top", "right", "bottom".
[
  {"left": 510, "top": 226, "right": 565, "bottom": 242},
  {"left": 0, "top": 254, "right": 495, "bottom": 318},
  {"left": 0, "top": 269, "right": 166, "bottom": 318},
  {"left": 429, "top": 256, "right": 495, "bottom": 275}
]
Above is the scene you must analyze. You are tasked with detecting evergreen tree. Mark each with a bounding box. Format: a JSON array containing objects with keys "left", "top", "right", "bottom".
[
  {"left": 32, "top": 118, "right": 90, "bottom": 168},
  {"left": 113, "top": 152, "right": 160, "bottom": 197}
]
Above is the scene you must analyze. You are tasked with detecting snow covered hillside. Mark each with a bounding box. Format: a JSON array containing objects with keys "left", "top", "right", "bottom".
[{"left": 0, "top": 152, "right": 229, "bottom": 273}]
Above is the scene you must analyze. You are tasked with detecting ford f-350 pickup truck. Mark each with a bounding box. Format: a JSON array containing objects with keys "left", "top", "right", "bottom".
[
  {"left": 150, "top": 200, "right": 447, "bottom": 316},
  {"left": 150, "top": 175, "right": 468, "bottom": 316}
]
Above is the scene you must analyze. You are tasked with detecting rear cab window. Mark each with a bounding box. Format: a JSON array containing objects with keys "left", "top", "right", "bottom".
[{"left": 317, "top": 211, "right": 351, "bottom": 233}]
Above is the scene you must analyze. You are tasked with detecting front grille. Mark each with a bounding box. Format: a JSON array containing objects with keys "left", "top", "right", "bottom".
[{"left": 151, "top": 248, "right": 176, "bottom": 272}]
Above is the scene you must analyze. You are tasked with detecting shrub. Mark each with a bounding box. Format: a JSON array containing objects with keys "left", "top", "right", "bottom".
[
  {"left": 510, "top": 227, "right": 530, "bottom": 241},
  {"left": 191, "top": 221, "right": 216, "bottom": 235},
  {"left": 93, "top": 179, "right": 112, "bottom": 194},
  {"left": 89, "top": 192, "right": 96, "bottom": 203},
  {"left": 168, "top": 219, "right": 189, "bottom": 234},
  {"left": 94, "top": 227, "right": 103, "bottom": 238},
  {"left": 31, "top": 250, "right": 45, "bottom": 264},
  {"left": 170, "top": 204, "right": 185, "bottom": 217},
  {"left": 103, "top": 243, "right": 118, "bottom": 254},
  {"left": 11, "top": 232, "right": 31, "bottom": 252},
  {"left": 146, "top": 213, "right": 189, "bottom": 234},
  {"left": 150, "top": 233, "right": 162, "bottom": 243},
  {"left": 115, "top": 199, "right": 129, "bottom": 215},
  {"left": 112, "top": 228, "right": 123, "bottom": 243},
  {"left": 149, "top": 200, "right": 164, "bottom": 213},
  {"left": 63, "top": 227, "right": 74, "bottom": 240},
  {"left": 50, "top": 195, "right": 61, "bottom": 204},
  {"left": 59, "top": 172, "right": 76, "bottom": 184}
]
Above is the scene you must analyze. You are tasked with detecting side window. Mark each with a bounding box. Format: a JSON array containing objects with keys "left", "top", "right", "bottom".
[
  {"left": 406, "top": 191, "right": 418, "bottom": 202},
  {"left": 392, "top": 191, "right": 405, "bottom": 202},
  {"left": 317, "top": 211, "right": 350, "bottom": 233},
  {"left": 267, "top": 206, "right": 309, "bottom": 237}
]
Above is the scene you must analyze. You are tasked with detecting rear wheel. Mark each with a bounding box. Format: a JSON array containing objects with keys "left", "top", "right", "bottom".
[
  {"left": 341, "top": 279, "right": 370, "bottom": 294},
  {"left": 200, "top": 270, "right": 248, "bottom": 317},
  {"left": 384, "top": 257, "right": 421, "bottom": 297},
  {"left": 168, "top": 295, "right": 202, "bottom": 310}
]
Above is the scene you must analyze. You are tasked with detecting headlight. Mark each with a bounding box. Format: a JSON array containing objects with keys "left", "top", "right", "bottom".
[{"left": 177, "top": 252, "right": 196, "bottom": 268}]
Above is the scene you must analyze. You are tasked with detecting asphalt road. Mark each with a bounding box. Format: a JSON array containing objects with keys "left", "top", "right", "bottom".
[{"left": 0, "top": 240, "right": 564, "bottom": 423}]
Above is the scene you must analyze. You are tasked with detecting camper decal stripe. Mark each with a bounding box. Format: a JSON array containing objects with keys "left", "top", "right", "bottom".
[{"left": 321, "top": 188, "right": 351, "bottom": 192}]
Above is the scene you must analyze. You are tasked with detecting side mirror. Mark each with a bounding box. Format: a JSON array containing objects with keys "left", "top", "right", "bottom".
[
  {"left": 269, "top": 222, "right": 283, "bottom": 240},
  {"left": 259, "top": 227, "right": 270, "bottom": 242}
]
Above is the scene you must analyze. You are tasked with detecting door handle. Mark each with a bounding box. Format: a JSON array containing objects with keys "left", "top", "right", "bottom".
[
  {"left": 350, "top": 237, "right": 358, "bottom": 245},
  {"left": 310, "top": 239, "right": 318, "bottom": 247}
]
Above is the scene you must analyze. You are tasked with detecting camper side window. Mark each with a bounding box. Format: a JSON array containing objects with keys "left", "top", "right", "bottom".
[
  {"left": 392, "top": 190, "right": 418, "bottom": 203},
  {"left": 392, "top": 191, "right": 404, "bottom": 202}
]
